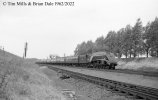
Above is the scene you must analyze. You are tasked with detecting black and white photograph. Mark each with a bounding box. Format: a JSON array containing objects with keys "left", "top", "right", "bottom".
[{"left": 0, "top": 0, "right": 158, "bottom": 100}]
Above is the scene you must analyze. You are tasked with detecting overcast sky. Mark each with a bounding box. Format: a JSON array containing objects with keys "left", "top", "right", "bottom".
[{"left": 0, "top": 0, "right": 158, "bottom": 59}]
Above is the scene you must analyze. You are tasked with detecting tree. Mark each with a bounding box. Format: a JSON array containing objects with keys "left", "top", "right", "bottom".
[
  {"left": 79, "top": 42, "right": 87, "bottom": 55},
  {"left": 104, "top": 31, "right": 117, "bottom": 54},
  {"left": 115, "top": 28, "right": 125, "bottom": 58},
  {"left": 74, "top": 41, "right": 94, "bottom": 55},
  {"left": 147, "top": 17, "right": 158, "bottom": 57},
  {"left": 74, "top": 17, "right": 158, "bottom": 58},
  {"left": 143, "top": 22, "right": 151, "bottom": 57},
  {"left": 74, "top": 44, "right": 80, "bottom": 56},
  {"left": 94, "top": 36, "right": 107, "bottom": 52},
  {"left": 131, "top": 18, "right": 143, "bottom": 57},
  {"left": 74, "top": 42, "right": 86, "bottom": 55},
  {"left": 122, "top": 25, "right": 133, "bottom": 58},
  {"left": 86, "top": 40, "right": 94, "bottom": 54}
]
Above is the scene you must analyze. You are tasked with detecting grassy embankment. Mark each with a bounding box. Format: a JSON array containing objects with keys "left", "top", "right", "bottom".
[
  {"left": 0, "top": 50, "right": 65, "bottom": 100},
  {"left": 117, "top": 57, "right": 158, "bottom": 72}
]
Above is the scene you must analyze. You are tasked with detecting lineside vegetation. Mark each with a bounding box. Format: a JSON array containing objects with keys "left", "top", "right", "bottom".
[{"left": 74, "top": 17, "right": 158, "bottom": 58}]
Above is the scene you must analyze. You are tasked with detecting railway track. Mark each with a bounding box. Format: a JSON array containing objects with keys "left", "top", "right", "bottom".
[
  {"left": 47, "top": 65, "right": 158, "bottom": 100},
  {"left": 75, "top": 66, "right": 158, "bottom": 77},
  {"left": 38, "top": 62, "right": 158, "bottom": 77}
]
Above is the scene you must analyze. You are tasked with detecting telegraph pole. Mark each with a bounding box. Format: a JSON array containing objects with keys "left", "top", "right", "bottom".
[
  {"left": 23, "top": 42, "right": 28, "bottom": 59},
  {"left": 64, "top": 53, "right": 66, "bottom": 62},
  {"left": 3, "top": 46, "right": 5, "bottom": 55}
]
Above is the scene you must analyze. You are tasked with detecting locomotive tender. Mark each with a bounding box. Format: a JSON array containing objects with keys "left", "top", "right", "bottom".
[{"left": 39, "top": 51, "right": 117, "bottom": 69}]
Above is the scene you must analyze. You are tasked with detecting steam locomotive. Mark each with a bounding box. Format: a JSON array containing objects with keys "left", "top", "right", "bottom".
[{"left": 38, "top": 51, "right": 118, "bottom": 69}]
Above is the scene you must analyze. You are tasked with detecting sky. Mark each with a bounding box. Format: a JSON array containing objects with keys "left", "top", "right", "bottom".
[{"left": 0, "top": 0, "right": 158, "bottom": 59}]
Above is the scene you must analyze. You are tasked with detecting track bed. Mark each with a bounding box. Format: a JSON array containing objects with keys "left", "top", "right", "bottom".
[
  {"left": 45, "top": 65, "right": 158, "bottom": 89},
  {"left": 46, "top": 65, "right": 158, "bottom": 100}
]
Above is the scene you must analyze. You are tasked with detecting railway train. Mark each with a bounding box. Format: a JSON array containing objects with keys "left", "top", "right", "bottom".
[{"left": 37, "top": 51, "right": 118, "bottom": 69}]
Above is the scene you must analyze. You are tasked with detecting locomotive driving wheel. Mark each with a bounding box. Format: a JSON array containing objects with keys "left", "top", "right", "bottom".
[{"left": 110, "top": 63, "right": 115, "bottom": 69}]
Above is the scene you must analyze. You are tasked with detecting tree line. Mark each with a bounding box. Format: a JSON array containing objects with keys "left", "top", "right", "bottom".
[{"left": 74, "top": 17, "right": 158, "bottom": 58}]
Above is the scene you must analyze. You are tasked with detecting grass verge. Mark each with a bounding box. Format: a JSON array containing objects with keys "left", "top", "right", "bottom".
[
  {"left": 0, "top": 50, "right": 65, "bottom": 100},
  {"left": 117, "top": 57, "right": 158, "bottom": 72}
]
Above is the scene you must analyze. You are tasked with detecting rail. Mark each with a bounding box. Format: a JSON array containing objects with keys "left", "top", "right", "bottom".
[
  {"left": 37, "top": 62, "right": 158, "bottom": 77},
  {"left": 46, "top": 65, "right": 158, "bottom": 100}
]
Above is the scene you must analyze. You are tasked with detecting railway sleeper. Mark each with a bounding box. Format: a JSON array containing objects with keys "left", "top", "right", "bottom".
[
  {"left": 47, "top": 66, "right": 158, "bottom": 100},
  {"left": 80, "top": 76, "right": 157, "bottom": 100},
  {"left": 119, "top": 84, "right": 158, "bottom": 98},
  {"left": 116, "top": 86, "right": 158, "bottom": 100},
  {"left": 135, "top": 86, "right": 158, "bottom": 96},
  {"left": 105, "top": 79, "right": 158, "bottom": 98},
  {"left": 67, "top": 71, "right": 158, "bottom": 100}
]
